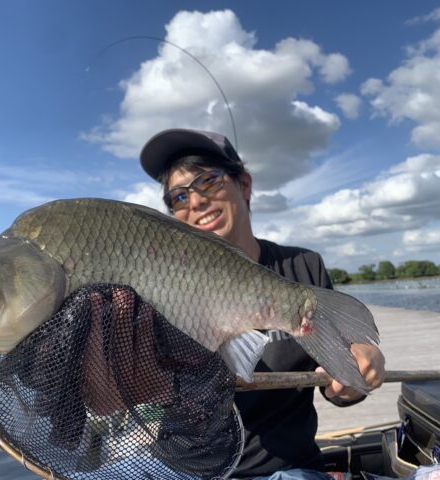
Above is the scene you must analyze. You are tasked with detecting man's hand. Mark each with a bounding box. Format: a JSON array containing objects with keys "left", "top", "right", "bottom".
[
  {"left": 316, "top": 343, "right": 385, "bottom": 402},
  {"left": 82, "top": 288, "right": 174, "bottom": 416}
]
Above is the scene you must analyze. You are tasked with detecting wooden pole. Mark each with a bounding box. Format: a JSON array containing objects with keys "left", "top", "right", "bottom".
[{"left": 235, "top": 370, "right": 440, "bottom": 391}]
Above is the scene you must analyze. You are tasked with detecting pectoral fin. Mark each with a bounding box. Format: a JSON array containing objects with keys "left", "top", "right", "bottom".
[{"left": 218, "top": 330, "right": 269, "bottom": 382}]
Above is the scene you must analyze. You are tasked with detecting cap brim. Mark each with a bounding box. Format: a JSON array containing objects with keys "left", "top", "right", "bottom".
[{"left": 140, "top": 129, "right": 229, "bottom": 180}]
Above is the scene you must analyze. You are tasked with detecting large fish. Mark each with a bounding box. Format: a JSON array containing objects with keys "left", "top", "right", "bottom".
[{"left": 0, "top": 198, "right": 379, "bottom": 391}]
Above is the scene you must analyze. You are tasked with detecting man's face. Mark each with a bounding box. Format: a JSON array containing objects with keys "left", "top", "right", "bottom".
[{"left": 167, "top": 167, "right": 252, "bottom": 246}]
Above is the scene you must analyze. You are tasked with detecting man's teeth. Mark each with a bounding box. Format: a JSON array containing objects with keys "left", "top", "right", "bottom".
[{"left": 198, "top": 211, "right": 221, "bottom": 226}]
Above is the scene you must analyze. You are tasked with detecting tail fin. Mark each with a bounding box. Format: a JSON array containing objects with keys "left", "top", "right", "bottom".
[{"left": 294, "top": 287, "right": 379, "bottom": 394}]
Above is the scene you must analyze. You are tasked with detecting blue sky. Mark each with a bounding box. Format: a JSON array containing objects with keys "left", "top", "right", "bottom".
[{"left": 1, "top": 1, "right": 440, "bottom": 272}]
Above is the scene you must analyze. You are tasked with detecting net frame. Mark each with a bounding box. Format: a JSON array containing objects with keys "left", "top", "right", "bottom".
[{"left": 0, "top": 433, "right": 61, "bottom": 479}]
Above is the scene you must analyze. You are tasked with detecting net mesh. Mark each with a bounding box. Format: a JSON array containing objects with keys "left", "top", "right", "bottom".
[{"left": 0, "top": 284, "right": 243, "bottom": 480}]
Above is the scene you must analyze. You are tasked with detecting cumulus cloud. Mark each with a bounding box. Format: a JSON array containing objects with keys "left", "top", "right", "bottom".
[
  {"left": 122, "top": 182, "right": 168, "bottom": 214},
  {"left": 325, "top": 242, "right": 374, "bottom": 258},
  {"left": 81, "top": 9, "right": 349, "bottom": 190},
  {"left": 252, "top": 192, "right": 289, "bottom": 213},
  {"left": 334, "top": 93, "right": 362, "bottom": 119},
  {"left": 303, "top": 154, "right": 440, "bottom": 235},
  {"left": 403, "top": 228, "right": 440, "bottom": 251},
  {"left": 361, "top": 21, "right": 440, "bottom": 148},
  {"left": 253, "top": 153, "right": 440, "bottom": 246},
  {"left": 249, "top": 153, "right": 440, "bottom": 269}
]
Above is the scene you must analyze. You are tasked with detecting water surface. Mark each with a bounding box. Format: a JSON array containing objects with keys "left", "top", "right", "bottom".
[{"left": 337, "top": 277, "right": 440, "bottom": 312}]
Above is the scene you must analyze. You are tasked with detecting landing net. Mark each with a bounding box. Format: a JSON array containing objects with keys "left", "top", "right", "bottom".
[{"left": 0, "top": 284, "right": 243, "bottom": 479}]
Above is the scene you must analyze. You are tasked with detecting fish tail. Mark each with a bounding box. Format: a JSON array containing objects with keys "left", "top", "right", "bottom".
[
  {"left": 293, "top": 287, "right": 379, "bottom": 394},
  {"left": 313, "top": 287, "right": 379, "bottom": 345}
]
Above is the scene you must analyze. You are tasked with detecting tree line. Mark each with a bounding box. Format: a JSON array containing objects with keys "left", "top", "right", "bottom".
[{"left": 328, "top": 260, "right": 440, "bottom": 284}]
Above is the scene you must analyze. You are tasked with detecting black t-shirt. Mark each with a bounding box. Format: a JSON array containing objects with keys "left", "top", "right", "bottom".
[{"left": 232, "top": 238, "right": 333, "bottom": 479}]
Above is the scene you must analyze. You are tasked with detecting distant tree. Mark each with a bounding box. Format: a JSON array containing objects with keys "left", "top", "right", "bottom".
[
  {"left": 397, "top": 260, "right": 438, "bottom": 278},
  {"left": 376, "top": 261, "right": 396, "bottom": 280},
  {"left": 358, "top": 264, "right": 376, "bottom": 281},
  {"left": 328, "top": 268, "right": 351, "bottom": 284}
]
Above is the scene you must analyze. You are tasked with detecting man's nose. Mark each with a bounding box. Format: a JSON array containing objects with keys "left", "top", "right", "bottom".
[{"left": 188, "top": 189, "right": 208, "bottom": 210}]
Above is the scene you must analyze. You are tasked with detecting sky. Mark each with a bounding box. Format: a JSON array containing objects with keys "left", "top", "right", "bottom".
[{"left": 1, "top": 1, "right": 440, "bottom": 273}]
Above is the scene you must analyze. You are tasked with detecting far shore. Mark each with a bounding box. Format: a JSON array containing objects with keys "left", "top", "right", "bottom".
[{"left": 334, "top": 274, "right": 440, "bottom": 286}]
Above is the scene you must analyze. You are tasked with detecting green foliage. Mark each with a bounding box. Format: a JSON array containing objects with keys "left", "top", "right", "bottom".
[
  {"left": 376, "top": 261, "right": 396, "bottom": 280},
  {"left": 396, "top": 260, "right": 439, "bottom": 278},
  {"left": 328, "top": 268, "right": 351, "bottom": 284},
  {"left": 358, "top": 264, "right": 376, "bottom": 281},
  {"left": 337, "top": 260, "right": 440, "bottom": 284}
]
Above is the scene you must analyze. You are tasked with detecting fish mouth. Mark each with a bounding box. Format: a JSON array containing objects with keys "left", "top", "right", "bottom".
[{"left": 196, "top": 209, "right": 222, "bottom": 227}]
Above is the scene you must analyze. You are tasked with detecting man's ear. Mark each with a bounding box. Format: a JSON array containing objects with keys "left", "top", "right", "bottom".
[{"left": 240, "top": 172, "right": 253, "bottom": 201}]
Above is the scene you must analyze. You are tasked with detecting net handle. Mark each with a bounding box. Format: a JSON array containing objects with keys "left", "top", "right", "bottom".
[{"left": 0, "top": 433, "right": 62, "bottom": 480}]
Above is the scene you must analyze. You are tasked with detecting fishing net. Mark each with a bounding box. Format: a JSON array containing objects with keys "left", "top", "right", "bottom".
[{"left": 0, "top": 284, "right": 243, "bottom": 480}]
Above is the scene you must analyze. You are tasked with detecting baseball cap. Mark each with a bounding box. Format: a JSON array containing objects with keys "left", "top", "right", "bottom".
[{"left": 140, "top": 128, "right": 242, "bottom": 181}]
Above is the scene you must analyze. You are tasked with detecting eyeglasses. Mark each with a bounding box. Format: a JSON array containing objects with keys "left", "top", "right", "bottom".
[{"left": 163, "top": 170, "right": 226, "bottom": 211}]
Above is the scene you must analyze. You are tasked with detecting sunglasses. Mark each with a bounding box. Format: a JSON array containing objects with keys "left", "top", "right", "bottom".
[{"left": 164, "top": 170, "right": 226, "bottom": 211}]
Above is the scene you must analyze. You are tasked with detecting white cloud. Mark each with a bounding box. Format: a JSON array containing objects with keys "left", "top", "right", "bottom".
[
  {"left": 122, "top": 182, "right": 168, "bottom": 214},
  {"left": 319, "top": 53, "right": 351, "bottom": 83},
  {"left": 304, "top": 154, "right": 440, "bottom": 234},
  {"left": 252, "top": 153, "right": 440, "bottom": 246},
  {"left": 252, "top": 192, "right": 289, "bottom": 213},
  {"left": 405, "top": 7, "right": 440, "bottom": 26},
  {"left": 81, "top": 9, "right": 349, "bottom": 190},
  {"left": 403, "top": 228, "right": 440, "bottom": 250},
  {"left": 325, "top": 242, "right": 374, "bottom": 258},
  {"left": 361, "top": 24, "right": 440, "bottom": 148},
  {"left": 250, "top": 153, "right": 440, "bottom": 270},
  {"left": 334, "top": 93, "right": 362, "bottom": 119}
]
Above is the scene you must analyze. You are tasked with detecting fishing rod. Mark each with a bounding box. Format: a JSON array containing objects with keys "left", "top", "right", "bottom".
[
  {"left": 236, "top": 370, "right": 440, "bottom": 391},
  {"left": 86, "top": 35, "right": 238, "bottom": 150}
]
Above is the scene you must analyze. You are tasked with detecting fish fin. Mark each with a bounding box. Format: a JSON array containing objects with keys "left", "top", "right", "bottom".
[
  {"left": 294, "top": 320, "right": 370, "bottom": 394},
  {"left": 314, "top": 287, "right": 379, "bottom": 345},
  {"left": 294, "top": 287, "right": 379, "bottom": 395},
  {"left": 218, "top": 330, "right": 269, "bottom": 382}
]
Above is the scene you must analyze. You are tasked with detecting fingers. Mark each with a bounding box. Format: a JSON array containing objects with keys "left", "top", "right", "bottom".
[
  {"left": 350, "top": 343, "right": 386, "bottom": 390},
  {"left": 316, "top": 344, "right": 386, "bottom": 401},
  {"left": 82, "top": 292, "right": 127, "bottom": 416},
  {"left": 82, "top": 287, "right": 175, "bottom": 416}
]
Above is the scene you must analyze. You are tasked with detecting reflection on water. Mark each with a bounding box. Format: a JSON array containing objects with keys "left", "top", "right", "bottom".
[{"left": 337, "top": 276, "right": 440, "bottom": 312}]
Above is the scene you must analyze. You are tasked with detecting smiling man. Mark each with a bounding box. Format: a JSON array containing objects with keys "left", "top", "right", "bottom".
[{"left": 140, "top": 128, "right": 385, "bottom": 480}]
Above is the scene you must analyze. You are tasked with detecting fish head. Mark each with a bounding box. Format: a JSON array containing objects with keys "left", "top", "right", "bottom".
[{"left": 0, "top": 237, "right": 66, "bottom": 353}]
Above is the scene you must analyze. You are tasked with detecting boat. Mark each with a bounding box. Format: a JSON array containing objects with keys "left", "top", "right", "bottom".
[{"left": 316, "top": 379, "right": 440, "bottom": 479}]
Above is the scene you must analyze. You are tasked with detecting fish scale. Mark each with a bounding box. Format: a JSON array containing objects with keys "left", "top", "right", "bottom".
[{"left": 0, "top": 198, "right": 379, "bottom": 391}]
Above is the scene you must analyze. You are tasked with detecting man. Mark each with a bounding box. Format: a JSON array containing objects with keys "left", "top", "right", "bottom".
[{"left": 140, "top": 128, "right": 385, "bottom": 480}]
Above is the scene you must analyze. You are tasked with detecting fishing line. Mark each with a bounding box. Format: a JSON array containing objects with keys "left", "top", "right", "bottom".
[{"left": 85, "top": 35, "right": 239, "bottom": 151}]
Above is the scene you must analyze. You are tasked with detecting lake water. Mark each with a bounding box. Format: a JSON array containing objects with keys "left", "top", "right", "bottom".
[
  {"left": 2, "top": 276, "right": 440, "bottom": 479},
  {"left": 336, "top": 276, "right": 440, "bottom": 312}
]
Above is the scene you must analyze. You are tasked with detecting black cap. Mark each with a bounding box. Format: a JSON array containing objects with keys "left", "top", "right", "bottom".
[{"left": 140, "top": 128, "right": 242, "bottom": 181}]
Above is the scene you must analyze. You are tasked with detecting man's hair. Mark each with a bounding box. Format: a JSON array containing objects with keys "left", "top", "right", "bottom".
[{"left": 158, "top": 151, "right": 251, "bottom": 211}]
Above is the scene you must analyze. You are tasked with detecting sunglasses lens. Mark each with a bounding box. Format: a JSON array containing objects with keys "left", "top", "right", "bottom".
[
  {"left": 194, "top": 171, "right": 224, "bottom": 193},
  {"left": 165, "top": 189, "right": 188, "bottom": 211},
  {"left": 164, "top": 170, "right": 225, "bottom": 211}
]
